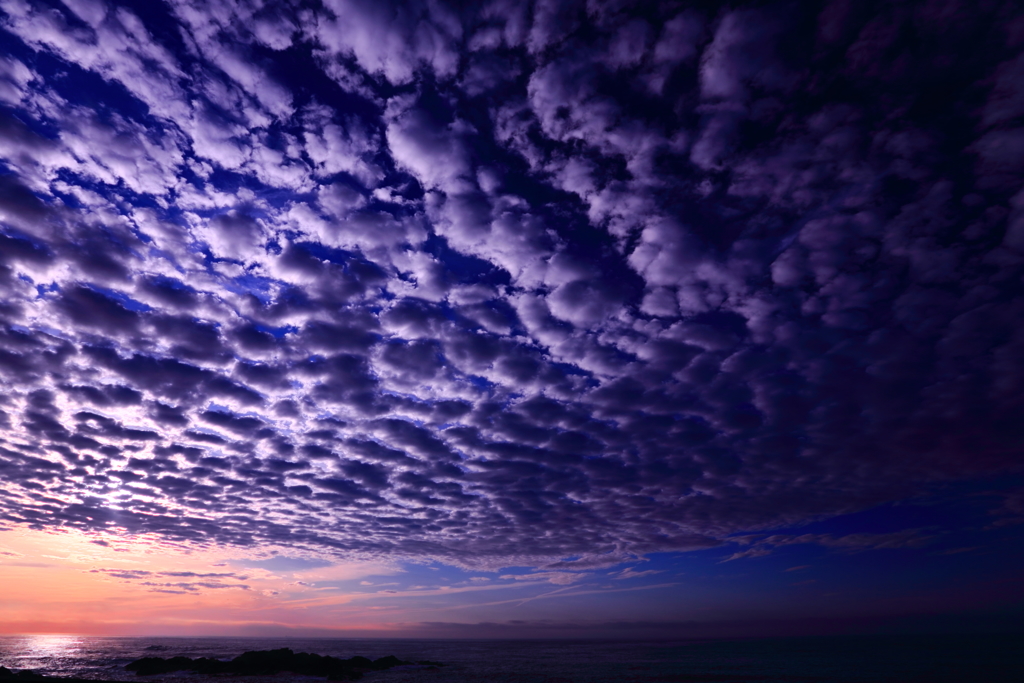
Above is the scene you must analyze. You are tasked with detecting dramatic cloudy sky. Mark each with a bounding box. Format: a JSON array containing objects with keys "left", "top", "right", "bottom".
[{"left": 1, "top": 0, "right": 1023, "bottom": 636}]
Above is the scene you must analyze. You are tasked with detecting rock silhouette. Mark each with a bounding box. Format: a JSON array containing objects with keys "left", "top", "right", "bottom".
[
  {"left": 125, "top": 648, "right": 441, "bottom": 680},
  {"left": 0, "top": 668, "right": 99, "bottom": 683}
]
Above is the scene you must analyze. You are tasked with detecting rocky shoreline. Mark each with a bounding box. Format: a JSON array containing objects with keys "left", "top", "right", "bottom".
[
  {"left": 1, "top": 649, "right": 444, "bottom": 683},
  {"left": 1, "top": 668, "right": 112, "bottom": 683}
]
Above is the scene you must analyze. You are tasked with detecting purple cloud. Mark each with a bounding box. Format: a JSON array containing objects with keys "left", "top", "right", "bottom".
[{"left": 0, "top": 0, "right": 1021, "bottom": 576}]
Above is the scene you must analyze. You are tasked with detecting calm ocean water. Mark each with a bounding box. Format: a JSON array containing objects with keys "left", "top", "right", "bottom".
[{"left": 0, "top": 635, "right": 1020, "bottom": 683}]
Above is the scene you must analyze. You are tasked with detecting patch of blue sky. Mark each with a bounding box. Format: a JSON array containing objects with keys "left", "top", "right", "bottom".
[
  {"left": 292, "top": 239, "right": 383, "bottom": 273},
  {"left": 145, "top": 273, "right": 197, "bottom": 294},
  {"left": 221, "top": 272, "right": 280, "bottom": 303},
  {"left": 463, "top": 374, "right": 497, "bottom": 392},
  {"left": 202, "top": 166, "right": 310, "bottom": 212},
  {"left": 1, "top": 225, "right": 50, "bottom": 251},
  {"left": 104, "top": 184, "right": 173, "bottom": 215},
  {"left": 424, "top": 234, "right": 512, "bottom": 287},
  {"left": 83, "top": 284, "right": 152, "bottom": 312},
  {"left": 34, "top": 281, "right": 60, "bottom": 297},
  {"left": 263, "top": 42, "right": 385, "bottom": 114},
  {"left": 31, "top": 50, "right": 168, "bottom": 134},
  {"left": 252, "top": 322, "right": 298, "bottom": 339},
  {"left": 549, "top": 358, "right": 597, "bottom": 381},
  {"left": 117, "top": 0, "right": 194, "bottom": 61}
]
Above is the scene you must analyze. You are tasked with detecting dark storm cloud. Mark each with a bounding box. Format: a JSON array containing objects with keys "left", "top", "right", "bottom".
[{"left": 0, "top": 0, "right": 1022, "bottom": 570}]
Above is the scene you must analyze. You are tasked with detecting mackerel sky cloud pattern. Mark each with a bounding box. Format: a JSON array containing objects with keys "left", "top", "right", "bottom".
[{"left": 0, "top": 0, "right": 1023, "bottom": 577}]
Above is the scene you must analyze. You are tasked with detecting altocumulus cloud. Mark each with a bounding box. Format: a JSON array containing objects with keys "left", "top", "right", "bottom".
[{"left": 0, "top": 0, "right": 1022, "bottom": 571}]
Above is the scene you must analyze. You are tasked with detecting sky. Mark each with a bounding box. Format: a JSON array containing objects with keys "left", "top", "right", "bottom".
[{"left": 0, "top": 0, "right": 1023, "bottom": 639}]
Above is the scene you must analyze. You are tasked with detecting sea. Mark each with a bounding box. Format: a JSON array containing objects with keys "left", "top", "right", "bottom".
[{"left": 0, "top": 635, "right": 1021, "bottom": 683}]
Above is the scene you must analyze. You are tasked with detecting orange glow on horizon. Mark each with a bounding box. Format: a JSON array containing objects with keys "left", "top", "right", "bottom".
[{"left": 0, "top": 527, "right": 404, "bottom": 636}]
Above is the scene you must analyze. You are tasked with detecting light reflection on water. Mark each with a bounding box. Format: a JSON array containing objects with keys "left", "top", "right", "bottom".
[
  {"left": 1, "top": 634, "right": 85, "bottom": 673},
  {"left": 23, "top": 634, "right": 84, "bottom": 656}
]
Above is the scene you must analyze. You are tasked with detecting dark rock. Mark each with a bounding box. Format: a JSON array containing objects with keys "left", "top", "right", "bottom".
[
  {"left": 189, "top": 658, "right": 230, "bottom": 675},
  {"left": 126, "top": 656, "right": 207, "bottom": 676},
  {"left": 229, "top": 649, "right": 294, "bottom": 675},
  {"left": 370, "top": 657, "right": 405, "bottom": 671},
  {"left": 0, "top": 669, "right": 115, "bottom": 683},
  {"left": 345, "top": 657, "right": 373, "bottom": 669},
  {"left": 124, "top": 649, "right": 424, "bottom": 680}
]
